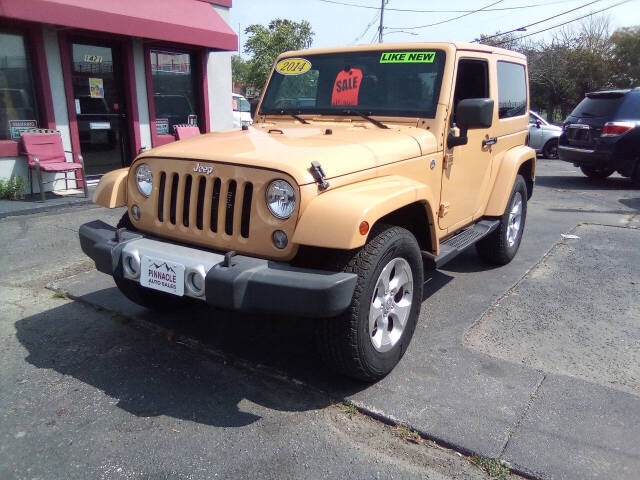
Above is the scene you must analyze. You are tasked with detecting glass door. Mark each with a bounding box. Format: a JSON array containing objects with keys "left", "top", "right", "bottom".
[{"left": 71, "top": 43, "right": 129, "bottom": 176}]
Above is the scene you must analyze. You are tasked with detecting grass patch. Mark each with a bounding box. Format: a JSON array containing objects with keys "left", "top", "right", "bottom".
[
  {"left": 51, "top": 290, "right": 69, "bottom": 300},
  {"left": 343, "top": 403, "right": 358, "bottom": 418},
  {"left": 470, "top": 455, "right": 511, "bottom": 480},
  {"left": 392, "top": 424, "right": 422, "bottom": 444}
]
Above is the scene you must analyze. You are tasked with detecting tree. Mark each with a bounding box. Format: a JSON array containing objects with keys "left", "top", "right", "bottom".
[
  {"left": 231, "top": 55, "right": 249, "bottom": 89},
  {"left": 243, "top": 19, "right": 314, "bottom": 91},
  {"left": 477, "top": 15, "right": 636, "bottom": 122},
  {"left": 611, "top": 26, "right": 640, "bottom": 88}
]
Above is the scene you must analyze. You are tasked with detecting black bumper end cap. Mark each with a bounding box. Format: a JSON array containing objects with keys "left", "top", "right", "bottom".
[{"left": 205, "top": 256, "right": 357, "bottom": 318}]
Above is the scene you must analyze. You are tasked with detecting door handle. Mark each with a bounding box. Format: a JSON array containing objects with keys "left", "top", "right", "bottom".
[{"left": 482, "top": 137, "right": 498, "bottom": 147}]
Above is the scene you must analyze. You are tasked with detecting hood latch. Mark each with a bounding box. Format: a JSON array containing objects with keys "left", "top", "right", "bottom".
[{"left": 310, "top": 161, "right": 330, "bottom": 191}]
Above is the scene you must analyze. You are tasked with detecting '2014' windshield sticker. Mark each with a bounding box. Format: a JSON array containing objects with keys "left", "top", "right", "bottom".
[
  {"left": 275, "top": 58, "right": 312, "bottom": 75},
  {"left": 331, "top": 68, "right": 363, "bottom": 106},
  {"left": 380, "top": 51, "right": 436, "bottom": 63}
]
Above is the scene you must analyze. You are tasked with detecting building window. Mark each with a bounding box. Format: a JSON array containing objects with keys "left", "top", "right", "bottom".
[
  {"left": 0, "top": 31, "right": 39, "bottom": 140},
  {"left": 497, "top": 61, "right": 527, "bottom": 119},
  {"left": 150, "top": 49, "right": 198, "bottom": 135}
]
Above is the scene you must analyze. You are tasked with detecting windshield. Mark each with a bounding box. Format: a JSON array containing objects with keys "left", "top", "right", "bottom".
[
  {"left": 260, "top": 49, "right": 446, "bottom": 118},
  {"left": 233, "top": 96, "right": 251, "bottom": 112}
]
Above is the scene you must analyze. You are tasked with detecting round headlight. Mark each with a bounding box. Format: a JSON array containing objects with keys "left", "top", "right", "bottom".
[
  {"left": 136, "top": 164, "right": 153, "bottom": 197},
  {"left": 266, "top": 180, "right": 296, "bottom": 219}
]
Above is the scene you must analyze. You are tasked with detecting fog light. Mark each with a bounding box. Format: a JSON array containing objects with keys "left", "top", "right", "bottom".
[
  {"left": 131, "top": 204, "right": 141, "bottom": 220},
  {"left": 123, "top": 252, "right": 140, "bottom": 278},
  {"left": 185, "top": 269, "right": 206, "bottom": 297},
  {"left": 272, "top": 230, "right": 288, "bottom": 249}
]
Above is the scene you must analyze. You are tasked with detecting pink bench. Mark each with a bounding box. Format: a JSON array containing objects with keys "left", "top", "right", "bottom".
[
  {"left": 21, "top": 129, "right": 88, "bottom": 202},
  {"left": 174, "top": 124, "right": 201, "bottom": 140}
]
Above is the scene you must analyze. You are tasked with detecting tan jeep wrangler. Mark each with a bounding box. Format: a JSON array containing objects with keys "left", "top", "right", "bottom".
[{"left": 80, "top": 42, "right": 535, "bottom": 381}]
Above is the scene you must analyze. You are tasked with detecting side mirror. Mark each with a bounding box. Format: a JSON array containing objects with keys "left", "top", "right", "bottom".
[
  {"left": 448, "top": 98, "right": 494, "bottom": 148},
  {"left": 535, "top": 119, "right": 542, "bottom": 128}
]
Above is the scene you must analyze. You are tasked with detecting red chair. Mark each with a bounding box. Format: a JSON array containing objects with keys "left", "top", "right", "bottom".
[
  {"left": 20, "top": 129, "right": 88, "bottom": 202},
  {"left": 174, "top": 124, "right": 201, "bottom": 140}
]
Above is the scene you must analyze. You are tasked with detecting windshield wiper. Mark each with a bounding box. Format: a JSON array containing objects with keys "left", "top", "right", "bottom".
[
  {"left": 339, "top": 110, "right": 388, "bottom": 129},
  {"left": 278, "top": 110, "right": 309, "bottom": 124}
]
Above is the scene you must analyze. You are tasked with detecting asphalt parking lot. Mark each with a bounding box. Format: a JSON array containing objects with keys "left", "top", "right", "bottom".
[{"left": 1, "top": 159, "right": 639, "bottom": 479}]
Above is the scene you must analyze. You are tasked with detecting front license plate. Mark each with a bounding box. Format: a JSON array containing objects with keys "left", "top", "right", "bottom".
[{"left": 140, "top": 257, "right": 185, "bottom": 296}]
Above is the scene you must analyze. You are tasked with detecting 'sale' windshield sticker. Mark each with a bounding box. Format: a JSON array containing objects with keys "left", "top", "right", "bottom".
[
  {"left": 331, "top": 68, "right": 363, "bottom": 106},
  {"left": 380, "top": 51, "right": 436, "bottom": 63}
]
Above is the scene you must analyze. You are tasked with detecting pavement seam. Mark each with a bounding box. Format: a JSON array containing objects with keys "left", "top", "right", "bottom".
[
  {"left": 498, "top": 372, "right": 546, "bottom": 459},
  {"left": 463, "top": 223, "right": 582, "bottom": 342}
]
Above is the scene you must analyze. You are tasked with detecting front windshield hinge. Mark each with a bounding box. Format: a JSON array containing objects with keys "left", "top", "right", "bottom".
[{"left": 310, "top": 161, "right": 330, "bottom": 191}]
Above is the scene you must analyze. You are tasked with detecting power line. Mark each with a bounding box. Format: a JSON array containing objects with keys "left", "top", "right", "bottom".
[
  {"left": 385, "top": 0, "right": 504, "bottom": 31},
  {"left": 353, "top": 10, "right": 380, "bottom": 43},
  {"left": 493, "top": 0, "right": 633, "bottom": 44},
  {"left": 314, "top": 0, "right": 583, "bottom": 13},
  {"left": 477, "top": 0, "right": 602, "bottom": 42}
]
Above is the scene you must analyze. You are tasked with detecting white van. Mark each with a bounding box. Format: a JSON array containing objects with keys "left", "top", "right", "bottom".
[{"left": 232, "top": 93, "right": 252, "bottom": 127}]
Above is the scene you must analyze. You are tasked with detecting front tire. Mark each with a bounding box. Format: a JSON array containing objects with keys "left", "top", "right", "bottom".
[
  {"left": 542, "top": 139, "right": 559, "bottom": 159},
  {"left": 580, "top": 165, "right": 615, "bottom": 179},
  {"left": 476, "top": 175, "right": 528, "bottom": 265},
  {"left": 316, "top": 225, "right": 423, "bottom": 382}
]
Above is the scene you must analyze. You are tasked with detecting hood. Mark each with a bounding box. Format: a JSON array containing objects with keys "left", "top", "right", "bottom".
[{"left": 138, "top": 123, "right": 439, "bottom": 186}]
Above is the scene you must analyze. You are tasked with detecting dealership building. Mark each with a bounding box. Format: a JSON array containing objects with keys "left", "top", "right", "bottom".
[{"left": 0, "top": 0, "right": 237, "bottom": 193}]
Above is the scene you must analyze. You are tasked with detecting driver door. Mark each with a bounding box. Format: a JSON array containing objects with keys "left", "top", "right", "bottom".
[{"left": 439, "top": 55, "right": 495, "bottom": 231}]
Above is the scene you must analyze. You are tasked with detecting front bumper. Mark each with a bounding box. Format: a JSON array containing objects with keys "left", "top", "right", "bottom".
[{"left": 79, "top": 220, "right": 357, "bottom": 318}]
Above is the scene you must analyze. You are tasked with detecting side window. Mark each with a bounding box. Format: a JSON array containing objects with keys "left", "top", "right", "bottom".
[
  {"left": 0, "top": 31, "right": 40, "bottom": 140},
  {"left": 452, "top": 59, "right": 489, "bottom": 124},
  {"left": 497, "top": 61, "right": 527, "bottom": 119}
]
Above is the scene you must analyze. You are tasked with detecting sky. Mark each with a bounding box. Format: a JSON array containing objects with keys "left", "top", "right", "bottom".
[{"left": 229, "top": 0, "right": 640, "bottom": 56}]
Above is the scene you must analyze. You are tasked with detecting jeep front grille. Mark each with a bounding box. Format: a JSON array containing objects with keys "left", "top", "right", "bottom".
[{"left": 156, "top": 171, "right": 253, "bottom": 239}]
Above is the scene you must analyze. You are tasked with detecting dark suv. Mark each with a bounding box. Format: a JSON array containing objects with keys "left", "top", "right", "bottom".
[{"left": 558, "top": 88, "right": 640, "bottom": 183}]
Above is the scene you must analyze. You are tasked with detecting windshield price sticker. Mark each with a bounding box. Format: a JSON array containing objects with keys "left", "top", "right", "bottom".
[
  {"left": 276, "top": 58, "right": 312, "bottom": 75},
  {"left": 380, "top": 51, "right": 436, "bottom": 64},
  {"left": 331, "top": 68, "right": 363, "bottom": 106}
]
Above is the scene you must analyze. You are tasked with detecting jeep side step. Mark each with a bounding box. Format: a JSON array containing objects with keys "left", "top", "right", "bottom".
[{"left": 423, "top": 219, "right": 500, "bottom": 269}]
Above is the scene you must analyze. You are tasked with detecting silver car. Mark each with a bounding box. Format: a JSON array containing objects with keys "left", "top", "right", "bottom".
[{"left": 528, "top": 111, "right": 562, "bottom": 158}]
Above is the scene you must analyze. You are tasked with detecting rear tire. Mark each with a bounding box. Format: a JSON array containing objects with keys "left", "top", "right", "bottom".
[
  {"left": 542, "top": 139, "right": 559, "bottom": 159},
  {"left": 316, "top": 224, "right": 423, "bottom": 382},
  {"left": 113, "top": 213, "right": 187, "bottom": 311},
  {"left": 476, "top": 175, "right": 527, "bottom": 265},
  {"left": 580, "top": 165, "right": 615, "bottom": 179}
]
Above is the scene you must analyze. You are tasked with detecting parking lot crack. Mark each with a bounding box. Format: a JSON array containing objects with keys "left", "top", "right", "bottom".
[{"left": 499, "top": 372, "right": 546, "bottom": 459}]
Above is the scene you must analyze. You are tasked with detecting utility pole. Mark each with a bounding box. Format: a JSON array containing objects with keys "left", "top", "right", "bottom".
[{"left": 378, "top": 0, "right": 386, "bottom": 43}]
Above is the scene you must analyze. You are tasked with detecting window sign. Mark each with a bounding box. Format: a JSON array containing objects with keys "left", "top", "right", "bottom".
[
  {"left": 8, "top": 119, "right": 37, "bottom": 140},
  {"left": 89, "top": 78, "right": 104, "bottom": 99},
  {"left": 0, "top": 32, "right": 40, "bottom": 141},
  {"left": 150, "top": 49, "right": 198, "bottom": 136},
  {"left": 84, "top": 54, "right": 103, "bottom": 63},
  {"left": 156, "top": 118, "right": 169, "bottom": 135}
]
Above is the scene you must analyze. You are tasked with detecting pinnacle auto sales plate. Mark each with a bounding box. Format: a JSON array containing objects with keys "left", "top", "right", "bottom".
[{"left": 140, "top": 257, "right": 185, "bottom": 296}]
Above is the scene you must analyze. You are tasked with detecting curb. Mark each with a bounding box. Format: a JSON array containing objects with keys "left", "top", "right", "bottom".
[{"left": 0, "top": 198, "right": 94, "bottom": 219}]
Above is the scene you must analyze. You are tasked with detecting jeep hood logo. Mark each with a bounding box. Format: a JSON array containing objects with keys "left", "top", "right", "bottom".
[{"left": 193, "top": 163, "right": 213, "bottom": 175}]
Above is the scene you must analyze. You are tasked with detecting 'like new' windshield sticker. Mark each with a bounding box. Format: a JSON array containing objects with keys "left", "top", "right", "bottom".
[{"left": 380, "top": 51, "right": 436, "bottom": 63}]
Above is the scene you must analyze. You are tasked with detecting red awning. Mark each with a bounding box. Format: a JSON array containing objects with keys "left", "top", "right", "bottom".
[{"left": 0, "top": 0, "right": 237, "bottom": 51}]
